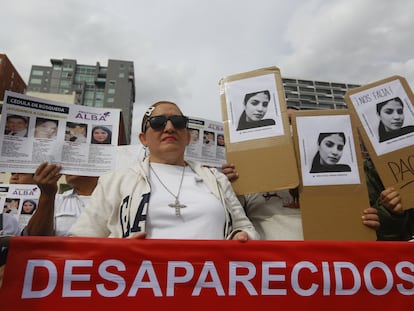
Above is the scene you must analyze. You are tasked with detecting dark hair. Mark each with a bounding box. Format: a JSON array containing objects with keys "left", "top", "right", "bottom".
[
  {"left": 317, "top": 132, "right": 346, "bottom": 145},
  {"left": 91, "top": 126, "right": 112, "bottom": 144},
  {"left": 7, "top": 114, "right": 29, "bottom": 123},
  {"left": 21, "top": 199, "right": 37, "bottom": 214},
  {"left": 141, "top": 101, "right": 185, "bottom": 133},
  {"left": 376, "top": 97, "right": 403, "bottom": 115},
  {"left": 243, "top": 90, "right": 271, "bottom": 105}
]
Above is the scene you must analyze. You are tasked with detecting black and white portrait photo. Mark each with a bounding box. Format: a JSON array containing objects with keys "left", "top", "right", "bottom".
[
  {"left": 376, "top": 97, "right": 414, "bottom": 142},
  {"left": 296, "top": 114, "right": 360, "bottom": 186},
  {"left": 309, "top": 132, "right": 352, "bottom": 173},
  {"left": 236, "top": 90, "right": 275, "bottom": 130},
  {"left": 349, "top": 79, "right": 414, "bottom": 156},
  {"left": 224, "top": 73, "right": 284, "bottom": 143}
]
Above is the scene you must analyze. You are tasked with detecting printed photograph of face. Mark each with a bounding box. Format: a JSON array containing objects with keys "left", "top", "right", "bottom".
[
  {"left": 21, "top": 199, "right": 37, "bottom": 215},
  {"left": 376, "top": 97, "right": 414, "bottom": 142},
  {"left": 237, "top": 90, "right": 276, "bottom": 131},
  {"left": 203, "top": 131, "right": 215, "bottom": 145},
  {"left": 65, "top": 122, "right": 88, "bottom": 143},
  {"left": 5, "top": 114, "right": 29, "bottom": 137},
  {"left": 217, "top": 134, "right": 225, "bottom": 147},
  {"left": 3, "top": 198, "right": 20, "bottom": 214},
  {"left": 310, "top": 132, "right": 351, "bottom": 173},
  {"left": 91, "top": 125, "right": 112, "bottom": 144},
  {"left": 189, "top": 128, "right": 200, "bottom": 144},
  {"left": 34, "top": 118, "right": 59, "bottom": 139}
]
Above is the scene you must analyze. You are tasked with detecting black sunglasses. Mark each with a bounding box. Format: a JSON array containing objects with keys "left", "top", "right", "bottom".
[{"left": 144, "top": 115, "right": 189, "bottom": 132}]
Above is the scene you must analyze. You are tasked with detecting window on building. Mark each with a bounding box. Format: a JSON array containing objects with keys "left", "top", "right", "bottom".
[
  {"left": 60, "top": 80, "right": 71, "bottom": 87},
  {"left": 119, "top": 72, "right": 125, "bottom": 78},
  {"left": 107, "top": 97, "right": 114, "bottom": 103},
  {"left": 32, "top": 69, "right": 44, "bottom": 76},
  {"left": 30, "top": 78, "right": 42, "bottom": 85},
  {"left": 107, "top": 88, "right": 115, "bottom": 94}
]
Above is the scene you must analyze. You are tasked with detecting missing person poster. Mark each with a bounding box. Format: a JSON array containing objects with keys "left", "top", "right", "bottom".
[
  {"left": 0, "top": 91, "right": 121, "bottom": 176},
  {"left": 292, "top": 109, "right": 375, "bottom": 241},
  {"left": 219, "top": 66, "right": 299, "bottom": 195},
  {"left": 184, "top": 117, "right": 226, "bottom": 168},
  {"left": 345, "top": 76, "right": 414, "bottom": 209},
  {"left": 0, "top": 184, "right": 40, "bottom": 233}
]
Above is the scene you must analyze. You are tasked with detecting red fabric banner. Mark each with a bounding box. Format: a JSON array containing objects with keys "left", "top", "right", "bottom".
[{"left": 0, "top": 237, "right": 413, "bottom": 310}]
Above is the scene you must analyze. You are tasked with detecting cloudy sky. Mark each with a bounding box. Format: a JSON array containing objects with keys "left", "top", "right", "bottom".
[{"left": 3, "top": 0, "right": 414, "bottom": 144}]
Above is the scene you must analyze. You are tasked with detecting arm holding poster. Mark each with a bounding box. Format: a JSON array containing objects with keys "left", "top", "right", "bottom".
[
  {"left": 345, "top": 76, "right": 414, "bottom": 210},
  {"left": 222, "top": 162, "right": 379, "bottom": 240},
  {"left": 364, "top": 156, "right": 414, "bottom": 241}
]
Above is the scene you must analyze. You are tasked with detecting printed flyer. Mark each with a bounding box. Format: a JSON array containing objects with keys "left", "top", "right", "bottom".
[
  {"left": 0, "top": 91, "right": 121, "bottom": 176},
  {"left": 184, "top": 117, "right": 226, "bottom": 168},
  {"left": 0, "top": 183, "right": 40, "bottom": 232}
]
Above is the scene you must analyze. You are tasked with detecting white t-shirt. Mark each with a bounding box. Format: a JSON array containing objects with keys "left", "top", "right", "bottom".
[
  {"left": 243, "top": 190, "right": 304, "bottom": 240},
  {"left": 0, "top": 213, "right": 20, "bottom": 236},
  {"left": 54, "top": 190, "right": 90, "bottom": 236},
  {"left": 147, "top": 163, "right": 225, "bottom": 239}
]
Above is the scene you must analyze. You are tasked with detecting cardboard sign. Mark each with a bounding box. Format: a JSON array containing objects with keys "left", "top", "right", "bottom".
[
  {"left": 344, "top": 76, "right": 414, "bottom": 209},
  {"left": 219, "top": 67, "right": 299, "bottom": 194},
  {"left": 1, "top": 237, "right": 413, "bottom": 309},
  {"left": 292, "top": 109, "right": 376, "bottom": 240}
]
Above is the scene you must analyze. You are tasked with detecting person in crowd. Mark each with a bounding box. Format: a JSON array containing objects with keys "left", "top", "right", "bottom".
[
  {"left": 222, "top": 162, "right": 380, "bottom": 240},
  {"left": 377, "top": 97, "right": 414, "bottom": 142},
  {"left": 0, "top": 213, "right": 19, "bottom": 236},
  {"left": 5, "top": 114, "right": 29, "bottom": 137},
  {"left": 91, "top": 125, "right": 112, "bottom": 144},
  {"left": 237, "top": 90, "right": 275, "bottom": 130},
  {"left": 23, "top": 162, "right": 98, "bottom": 236},
  {"left": 69, "top": 101, "right": 259, "bottom": 240},
  {"left": 0, "top": 214, "right": 19, "bottom": 287},
  {"left": 9, "top": 172, "right": 35, "bottom": 184},
  {"left": 364, "top": 156, "right": 414, "bottom": 241},
  {"left": 21, "top": 199, "right": 37, "bottom": 215},
  {"left": 223, "top": 107, "right": 378, "bottom": 239},
  {"left": 34, "top": 118, "right": 58, "bottom": 139},
  {"left": 65, "top": 122, "right": 87, "bottom": 143},
  {"left": 310, "top": 132, "right": 351, "bottom": 173}
]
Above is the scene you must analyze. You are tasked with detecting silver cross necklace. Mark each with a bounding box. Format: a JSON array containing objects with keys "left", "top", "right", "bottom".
[{"left": 149, "top": 164, "right": 187, "bottom": 216}]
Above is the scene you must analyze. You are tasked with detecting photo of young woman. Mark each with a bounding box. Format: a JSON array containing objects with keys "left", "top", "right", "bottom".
[
  {"left": 91, "top": 125, "right": 112, "bottom": 144},
  {"left": 310, "top": 132, "right": 352, "bottom": 173},
  {"left": 237, "top": 90, "right": 276, "bottom": 131},
  {"left": 376, "top": 97, "right": 414, "bottom": 142}
]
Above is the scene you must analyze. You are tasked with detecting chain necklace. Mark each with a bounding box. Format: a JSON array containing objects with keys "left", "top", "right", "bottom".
[{"left": 149, "top": 164, "right": 187, "bottom": 216}]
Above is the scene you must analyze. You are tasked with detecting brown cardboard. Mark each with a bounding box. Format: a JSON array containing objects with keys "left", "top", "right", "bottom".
[
  {"left": 345, "top": 76, "right": 414, "bottom": 209},
  {"left": 292, "top": 109, "right": 376, "bottom": 240},
  {"left": 219, "top": 67, "right": 299, "bottom": 195}
]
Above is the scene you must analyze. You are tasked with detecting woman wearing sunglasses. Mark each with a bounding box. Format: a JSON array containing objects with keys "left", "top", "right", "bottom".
[{"left": 69, "top": 101, "right": 259, "bottom": 241}]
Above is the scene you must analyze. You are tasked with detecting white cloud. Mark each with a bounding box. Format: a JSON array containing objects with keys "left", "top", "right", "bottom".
[{"left": 2, "top": 0, "right": 414, "bottom": 145}]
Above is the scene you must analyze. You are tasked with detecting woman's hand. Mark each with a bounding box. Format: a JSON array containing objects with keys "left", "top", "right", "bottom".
[
  {"left": 130, "top": 232, "right": 147, "bottom": 239},
  {"left": 380, "top": 187, "right": 404, "bottom": 215},
  {"left": 362, "top": 207, "right": 380, "bottom": 230},
  {"left": 233, "top": 231, "right": 249, "bottom": 242},
  {"left": 221, "top": 163, "right": 239, "bottom": 182},
  {"left": 33, "top": 162, "right": 62, "bottom": 197}
]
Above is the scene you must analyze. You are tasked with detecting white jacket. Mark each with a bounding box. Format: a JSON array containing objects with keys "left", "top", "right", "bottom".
[{"left": 69, "top": 158, "right": 259, "bottom": 240}]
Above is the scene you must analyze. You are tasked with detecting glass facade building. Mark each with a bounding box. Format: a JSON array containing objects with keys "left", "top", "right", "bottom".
[
  {"left": 282, "top": 77, "right": 360, "bottom": 110},
  {"left": 27, "top": 58, "right": 135, "bottom": 144}
]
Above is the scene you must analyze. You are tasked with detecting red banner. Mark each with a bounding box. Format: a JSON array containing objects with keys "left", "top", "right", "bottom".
[{"left": 1, "top": 237, "right": 413, "bottom": 309}]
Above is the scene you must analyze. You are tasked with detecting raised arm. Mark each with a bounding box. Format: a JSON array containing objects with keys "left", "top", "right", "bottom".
[{"left": 25, "top": 162, "right": 62, "bottom": 236}]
